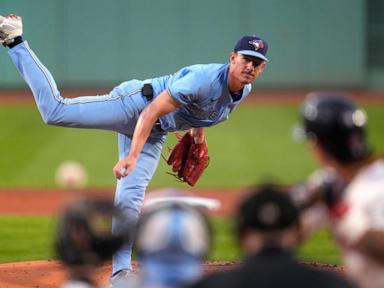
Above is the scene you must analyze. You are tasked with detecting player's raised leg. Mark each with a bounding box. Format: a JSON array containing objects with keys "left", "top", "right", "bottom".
[{"left": 1, "top": 14, "right": 144, "bottom": 135}]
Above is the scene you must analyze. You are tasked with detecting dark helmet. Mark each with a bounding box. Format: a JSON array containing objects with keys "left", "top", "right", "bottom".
[
  {"left": 237, "top": 184, "right": 299, "bottom": 234},
  {"left": 301, "top": 92, "right": 371, "bottom": 164},
  {"left": 55, "top": 198, "right": 125, "bottom": 266}
]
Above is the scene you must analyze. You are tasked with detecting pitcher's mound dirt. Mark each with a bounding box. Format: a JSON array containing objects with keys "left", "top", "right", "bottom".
[{"left": 0, "top": 260, "right": 345, "bottom": 288}]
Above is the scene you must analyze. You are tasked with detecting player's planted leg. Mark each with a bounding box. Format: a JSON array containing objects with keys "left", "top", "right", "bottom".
[{"left": 110, "top": 134, "right": 165, "bottom": 286}]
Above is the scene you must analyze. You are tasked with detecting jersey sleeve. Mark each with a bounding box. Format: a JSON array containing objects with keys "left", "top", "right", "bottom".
[
  {"left": 167, "top": 70, "right": 205, "bottom": 105},
  {"left": 336, "top": 183, "right": 384, "bottom": 245}
]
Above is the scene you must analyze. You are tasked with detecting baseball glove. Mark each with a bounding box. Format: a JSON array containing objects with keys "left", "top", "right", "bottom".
[{"left": 167, "top": 132, "right": 210, "bottom": 186}]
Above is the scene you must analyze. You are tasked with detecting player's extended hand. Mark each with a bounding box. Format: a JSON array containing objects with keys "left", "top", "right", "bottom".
[{"left": 113, "top": 156, "right": 137, "bottom": 179}]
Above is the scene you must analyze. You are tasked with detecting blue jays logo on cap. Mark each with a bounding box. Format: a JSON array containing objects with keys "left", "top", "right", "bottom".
[
  {"left": 249, "top": 39, "right": 265, "bottom": 51},
  {"left": 234, "top": 35, "right": 269, "bottom": 62}
]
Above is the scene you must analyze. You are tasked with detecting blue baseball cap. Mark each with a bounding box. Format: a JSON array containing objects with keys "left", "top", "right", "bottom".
[{"left": 234, "top": 35, "right": 269, "bottom": 62}]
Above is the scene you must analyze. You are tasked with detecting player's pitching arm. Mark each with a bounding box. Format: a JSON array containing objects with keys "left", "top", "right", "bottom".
[{"left": 113, "top": 90, "right": 180, "bottom": 179}]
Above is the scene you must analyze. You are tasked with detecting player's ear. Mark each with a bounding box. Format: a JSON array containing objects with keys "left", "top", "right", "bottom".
[
  {"left": 230, "top": 52, "right": 237, "bottom": 64},
  {"left": 257, "top": 61, "right": 267, "bottom": 74}
]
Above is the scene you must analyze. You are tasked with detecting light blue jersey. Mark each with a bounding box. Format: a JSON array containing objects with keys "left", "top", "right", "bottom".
[{"left": 151, "top": 64, "right": 252, "bottom": 131}]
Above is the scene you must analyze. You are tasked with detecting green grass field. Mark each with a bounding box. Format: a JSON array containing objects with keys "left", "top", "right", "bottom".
[
  {"left": 0, "top": 215, "right": 341, "bottom": 264},
  {"left": 0, "top": 103, "right": 382, "bottom": 264},
  {"left": 1, "top": 104, "right": 383, "bottom": 187}
]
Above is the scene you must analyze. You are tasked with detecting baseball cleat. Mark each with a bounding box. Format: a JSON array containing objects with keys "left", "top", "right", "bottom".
[
  {"left": 0, "top": 14, "right": 23, "bottom": 45},
  {"left": 109, "top": 269, "right": 137, "bottom": 288}
]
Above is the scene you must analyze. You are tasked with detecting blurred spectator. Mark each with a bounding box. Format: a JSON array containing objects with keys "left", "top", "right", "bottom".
[
  {"left": 124, "top": 202, "right": 212, "bottom": 288},
  {"left": 191, "top": 184, "right": 354, "bottom": 288},
  {"left": 55, "top": 198, "right": 126, "bottom": 288},
  {"left": 297, "top": 92, "right": 384, "bottom": 288}
]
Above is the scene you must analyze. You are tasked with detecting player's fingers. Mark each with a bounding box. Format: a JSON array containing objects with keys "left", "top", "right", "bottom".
[
  {"left": 113, "top": 164, "right": 124, "bottom": 179},
  {"left": 122, "top": 164, "right": 135, "bottom": 177},
  {"left": 116, "top": 170, "right": 125, "bottom": 179},
  {"left": 123, "top": 169, "right": 130, "bottom": 177},
  {"left": 113, "top": 169, "right": 120, "bottom": 179}
]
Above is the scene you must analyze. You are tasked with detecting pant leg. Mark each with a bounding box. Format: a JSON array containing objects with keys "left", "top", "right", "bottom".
[
  {"left": 112, "top": 132, "right": 166, "bottom": 274},
  {"left": 8, "top": 41, "right": 146, "bottom": 135}
]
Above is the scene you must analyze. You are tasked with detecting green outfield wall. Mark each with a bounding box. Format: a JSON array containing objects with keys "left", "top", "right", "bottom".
[{"left": 0, "top": 0, "right": 383, "bottom": 89}]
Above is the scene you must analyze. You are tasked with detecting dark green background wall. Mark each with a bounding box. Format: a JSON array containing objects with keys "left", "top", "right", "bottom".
[{"left": 1, "top": 0, "right": 381, "bottom": 89}]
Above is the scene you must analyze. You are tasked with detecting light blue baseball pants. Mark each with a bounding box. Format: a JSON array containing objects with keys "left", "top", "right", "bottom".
[{"left": 8, "top": 42, "right": 166, "bottom": 274}]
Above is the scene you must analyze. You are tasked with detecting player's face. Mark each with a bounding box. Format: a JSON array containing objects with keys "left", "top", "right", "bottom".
[{"left": 229, "top": 52, "right": 266, "bottom": 85}]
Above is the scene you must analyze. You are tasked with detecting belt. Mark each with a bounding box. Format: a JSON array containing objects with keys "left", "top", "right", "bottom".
[
  {"left": 141, "top": 83, "right": 154, "bottom": 101},
  {"left": 141, "top": 83, "right": 164, "bottom": 132}
]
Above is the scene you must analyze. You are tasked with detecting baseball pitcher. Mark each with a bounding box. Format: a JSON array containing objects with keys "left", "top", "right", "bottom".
[{"left": 0, "top": 14, "right": 268, "bottom": 286}]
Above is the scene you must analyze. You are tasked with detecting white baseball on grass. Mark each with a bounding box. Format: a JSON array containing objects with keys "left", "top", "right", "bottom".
[{"left": 55, "top": 160, "right": 88, "bottom": 189}]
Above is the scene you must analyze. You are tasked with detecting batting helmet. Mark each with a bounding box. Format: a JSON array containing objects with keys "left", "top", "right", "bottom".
[
  {"left": 301, "top": 92, "right": 371, "bottom": 164},
  {"left": 55, "top": 198, "right": 125, "bottom": 266}
]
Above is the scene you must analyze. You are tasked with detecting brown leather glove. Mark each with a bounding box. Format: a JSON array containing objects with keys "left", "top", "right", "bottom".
[{"left": 167, "top": 132, "right": 209, "bottom": 186}]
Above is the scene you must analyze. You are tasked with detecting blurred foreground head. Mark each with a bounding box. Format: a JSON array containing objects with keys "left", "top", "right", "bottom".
[
  {"left": 136, "top": 202, "right": 212, "bottom": 287},
  {"left": 55, "top": 198, "right": 125, "bottom": 267},
  {"left": 237, "top": 184, "right": 300, "bottom": 251},
  {"left": 300, "top": 92, "right": 371, "bottom": 164}
]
